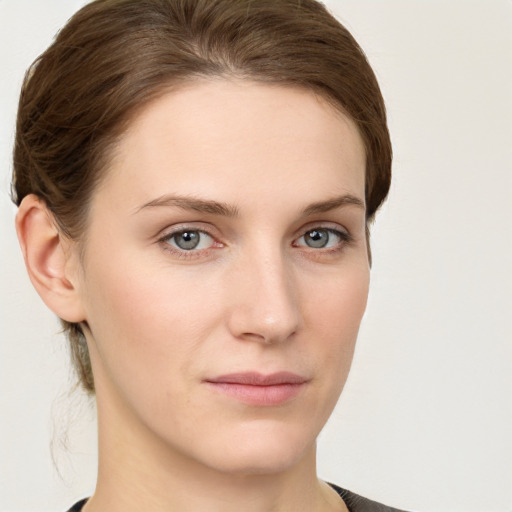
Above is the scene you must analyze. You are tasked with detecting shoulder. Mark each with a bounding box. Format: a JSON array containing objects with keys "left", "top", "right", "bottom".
[
  {"left": 329, "top": 483, "right": 412, "bottom": 512},
  {"left": 67, "top": 489, "right": 411, "bottom": 512}
]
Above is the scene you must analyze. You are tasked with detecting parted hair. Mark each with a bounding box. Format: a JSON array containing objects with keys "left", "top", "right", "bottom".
[{"left": 12, "top": 0, "right": 392, "bottom": 394}]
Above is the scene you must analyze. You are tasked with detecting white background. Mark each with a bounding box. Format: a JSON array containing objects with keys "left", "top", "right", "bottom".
[{"left": 1, "top": 1, "right": 511, "bottom": 511}]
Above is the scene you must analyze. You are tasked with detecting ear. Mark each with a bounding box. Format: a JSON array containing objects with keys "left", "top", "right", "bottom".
[{"left": 15, "top": 194, "right": 86, "bottom": 323}]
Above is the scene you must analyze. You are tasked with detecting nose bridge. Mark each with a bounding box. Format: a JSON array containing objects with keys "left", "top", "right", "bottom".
[{"left": 227, "top": 241, "right": 300, "bottom": 344}]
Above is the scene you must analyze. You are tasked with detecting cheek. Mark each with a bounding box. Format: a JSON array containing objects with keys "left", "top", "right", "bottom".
[
  {"left": 301, "top": 262, "right": 369, "bottom": 385},
  {"left": 85, "top": 246, "right": 217, "bottom": 334},
  {"left": 80, "top": 249, "right": 223, "bottom": 397},
  {"left": 305, "top": 262, "right": 369, "bottom": 338}
]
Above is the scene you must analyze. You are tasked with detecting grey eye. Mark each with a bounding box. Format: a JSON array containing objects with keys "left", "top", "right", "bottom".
[
  {"left": 172, "top": 231, "right": 202, "bottom": 250},
  {"left": 160, "top": 229, "right": 217, "bottom": 254},
  {"left": 295, "top": 228, "right": 346, "bottom": 250},
  {"left": 303, "top": 229, "right": 330, "bottom": 248}
]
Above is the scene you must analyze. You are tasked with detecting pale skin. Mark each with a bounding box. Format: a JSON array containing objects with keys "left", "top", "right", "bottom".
[{"left": 16, "top": 79, "right": 369, "bottom": 512}]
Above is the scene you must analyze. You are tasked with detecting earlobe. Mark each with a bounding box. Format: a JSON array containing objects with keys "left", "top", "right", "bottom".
[{"left": 15, "top": 194, "right": 86, "bottom": 323}]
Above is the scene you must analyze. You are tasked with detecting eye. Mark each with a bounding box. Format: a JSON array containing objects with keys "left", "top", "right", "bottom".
[
  {"left": 163, "top": 229, "right": 215, "bottom": 251},
  {"left": 295, "top": 228, "right": 348, "bottom": 249}
]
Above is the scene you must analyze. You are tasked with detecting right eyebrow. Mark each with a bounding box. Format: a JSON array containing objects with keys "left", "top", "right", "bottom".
[
  {"left": 134, "top": 194, "right": 240, "bottom": 217},
  {"left": 302, "top": 194, "right": 365, "bottom": 216}
]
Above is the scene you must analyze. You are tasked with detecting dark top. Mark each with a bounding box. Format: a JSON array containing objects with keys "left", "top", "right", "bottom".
[
  {"left": 67, "top": 499, "right": 87, "bottom": 512},
  {"left": 67, "top": 484, "right": 409, "bottom": 511},
  {"left": 330, "top": 483, "right": 409, "bottom": 511}
]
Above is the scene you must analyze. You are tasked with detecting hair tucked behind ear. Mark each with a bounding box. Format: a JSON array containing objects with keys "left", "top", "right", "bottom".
[{"left": 12, "top": 0, "right": 392, "bottom": 394}]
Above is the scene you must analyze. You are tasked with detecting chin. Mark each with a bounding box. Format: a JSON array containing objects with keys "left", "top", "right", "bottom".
[
  {"left": 195, "top": 421, "right": 317, "bottom": 476},
  {"left": 206, "top": 448, "right": 312, "bottom": 477}
]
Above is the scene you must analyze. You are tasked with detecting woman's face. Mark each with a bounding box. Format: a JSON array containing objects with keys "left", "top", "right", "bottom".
[{"left": 75, "top": 79, "right": 369, "bottom": 474}]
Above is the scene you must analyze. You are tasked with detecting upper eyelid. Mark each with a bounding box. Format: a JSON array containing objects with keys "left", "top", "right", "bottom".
[
  {"left": 155, "top": 221, "right": 352, "bottom": 245},
  {"left": 300, "top": 226, "right": 346, "bottom": 235},
  {"left": 294, "top": 227, "right": 350, "bottom": 244},
  {"left": 157, "top": 223, "right": 218, "bottom": 239},
  {"left": 160, "top": 228, "right": 213, "bottom": 240},
  {"left": 295, "top": 222, "right": 350, "bottom": 238}
]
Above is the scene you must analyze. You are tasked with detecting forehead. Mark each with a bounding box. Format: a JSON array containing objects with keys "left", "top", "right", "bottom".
[{"left": 99, "top": 79, "right": 366, "bottom": 211}]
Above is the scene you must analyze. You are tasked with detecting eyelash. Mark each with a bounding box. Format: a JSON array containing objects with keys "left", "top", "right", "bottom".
[
  {"left": 158, "top": 228, "right": 222, "bottom": 260},
  {"left": 157, "top": 225, "right": 353, "bottom": 260},
  {"left": 293, "top": 227, "right": 353, "bottom": 253}
]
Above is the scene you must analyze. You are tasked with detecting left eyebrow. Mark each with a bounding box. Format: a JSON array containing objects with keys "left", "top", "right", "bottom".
[{"left": 302, "top": 194, "right": 365, "bottom": 216}]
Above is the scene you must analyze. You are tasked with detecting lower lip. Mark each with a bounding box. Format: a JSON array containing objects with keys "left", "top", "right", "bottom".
[{"left": 205, "top": 382, "right": 305, "bottom": 406}]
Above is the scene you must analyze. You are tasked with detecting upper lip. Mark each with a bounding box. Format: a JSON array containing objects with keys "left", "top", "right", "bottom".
[{"left": 205, "top": 372, "right": 307, "bottom": 386}]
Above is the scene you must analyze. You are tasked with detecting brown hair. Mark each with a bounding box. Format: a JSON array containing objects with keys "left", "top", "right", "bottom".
[{"left": 12, "top": 0, "right": 392, "bottom": 394}]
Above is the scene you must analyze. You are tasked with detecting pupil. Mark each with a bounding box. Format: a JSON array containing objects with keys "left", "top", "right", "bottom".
[
  {"left": 306, "top": 229, "right": 328, "bottom": 248},
  {"left": 176, "top": 231, "right": 200, "bottom": 250}
]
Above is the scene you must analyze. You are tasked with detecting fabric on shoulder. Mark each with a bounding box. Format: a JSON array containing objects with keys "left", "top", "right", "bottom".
[
  {"left": 66, "top": 498, "right": 88, "bottom": 512},
  {"left": 329, "top": 483, "right": 411, "bottom": 512},
  {"left": 68, "top": 486, "right": 411, "bottom": 512}
]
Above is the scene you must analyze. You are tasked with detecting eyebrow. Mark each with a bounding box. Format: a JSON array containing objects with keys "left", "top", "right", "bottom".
[
  {"left": 136, "top": 195, "right": 240, "bottom": 217},
  {"left": 302, "top": 194, "right": 365, "bottom": 215},
  {"left": 136, "top": 193, "right": 365, "bottom": 217}
]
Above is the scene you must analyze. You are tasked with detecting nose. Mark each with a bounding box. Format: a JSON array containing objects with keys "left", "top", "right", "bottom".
[{"left": 226, "top": 247, "right": 301, "bottom": 345}]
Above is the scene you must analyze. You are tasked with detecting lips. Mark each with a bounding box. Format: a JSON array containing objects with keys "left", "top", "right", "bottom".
[{"left": 204, "top": 372, "right": 308, "bottom": 406}]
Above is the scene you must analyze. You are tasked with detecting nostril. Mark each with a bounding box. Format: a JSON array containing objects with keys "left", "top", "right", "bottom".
[{"left": 228, "top": 303, "right": 300, "bottom": 345}]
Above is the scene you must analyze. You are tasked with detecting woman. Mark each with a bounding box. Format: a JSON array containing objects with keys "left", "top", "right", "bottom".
[{"left": 12, "top": 0, "right": 404, "bottom": 510}]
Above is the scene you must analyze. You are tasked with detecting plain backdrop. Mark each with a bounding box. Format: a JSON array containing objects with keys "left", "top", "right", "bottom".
[{"left": 1, "top": 1, "right": 511, "bottom": 511}]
